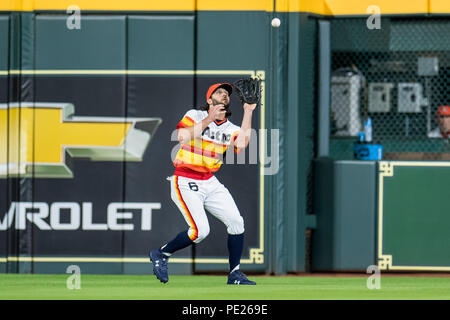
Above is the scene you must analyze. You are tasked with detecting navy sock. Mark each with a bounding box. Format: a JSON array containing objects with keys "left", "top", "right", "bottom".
[
  {"left": 160, "top": 230, "right": 193, "bottom": 255},
  {"left": 227, "top": 233, "right": 244, "bottom": 272}
]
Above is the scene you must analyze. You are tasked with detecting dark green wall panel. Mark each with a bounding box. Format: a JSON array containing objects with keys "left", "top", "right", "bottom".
[
  {"left": 0, "top": 15, "right": 8, "bottom": 103},
  {"left": 0, "top": 15, "right": 9, "bottom": 71},
  {"left": 35, "top": 15, "right": 127, "bottom": 69},
  {"left": 312, "top": 159, "right": 377, "bottom": 271},
  {"left": 197, "top": 12, "right": 269, "bottom": 69},
  {"left": 331, "top": 18, "right": 391, "bottom": 52},
  {"left": 128, "top": 16, "right": 194, "bottom": 69}
]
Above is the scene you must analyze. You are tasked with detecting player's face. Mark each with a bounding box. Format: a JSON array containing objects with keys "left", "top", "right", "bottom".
[
  {"left": 208, "top": 88, "right": 230, "bottom": 120},
  {"left": 437, "top": 115, "right": 450, "bottom": 133},
  {"left": 210, "top": 88, "right": 230, "bottom": 106}
]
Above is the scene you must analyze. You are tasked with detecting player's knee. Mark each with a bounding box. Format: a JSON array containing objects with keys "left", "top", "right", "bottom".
[
  {"left": 227, "top": 215, "right": 245, "bottom": 235},
  {"left": 195, "top": 225, "right": 210, "bottom": 243}
]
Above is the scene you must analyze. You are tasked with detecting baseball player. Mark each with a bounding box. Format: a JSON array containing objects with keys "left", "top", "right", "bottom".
[
  {"left": 149, "top": 82, "right": 257, "bottom": 285},
  {"left": 428, "top": 105, "right": 450, "bottom": 140}
]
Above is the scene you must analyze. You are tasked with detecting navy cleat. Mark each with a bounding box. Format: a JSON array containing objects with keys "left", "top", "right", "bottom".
[
  {"left": 227, "top": 270, "right": 256, "bottom": 285},
  {"left": 149, "top": 249, "right": 169, "bottom": 283}
]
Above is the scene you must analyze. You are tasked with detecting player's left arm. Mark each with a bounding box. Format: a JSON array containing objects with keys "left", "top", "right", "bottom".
[{"left": 232, "top": 103, "right": 257, "bottom": 151}]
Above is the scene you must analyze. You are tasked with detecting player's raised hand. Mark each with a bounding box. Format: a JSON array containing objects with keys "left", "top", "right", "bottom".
[
  {"left": 208, "top": 104, "right": 226, "bottom": 121},
  {"left": 243, "top": 103, "right": 257, "bottom": 112}
]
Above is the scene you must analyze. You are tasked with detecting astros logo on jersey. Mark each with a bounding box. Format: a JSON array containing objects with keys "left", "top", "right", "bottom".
[{"left": 173, "top": 110, "right": 241, "bottom": 174}]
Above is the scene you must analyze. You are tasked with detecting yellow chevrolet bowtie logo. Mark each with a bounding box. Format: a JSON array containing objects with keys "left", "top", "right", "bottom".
[{"left": 0, "top": 102, "right": 161, "bottom": 178}]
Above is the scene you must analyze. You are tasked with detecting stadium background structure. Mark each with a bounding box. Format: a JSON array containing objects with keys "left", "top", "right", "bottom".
[{"left": 1, "top": 0, "right": 450, "bottom": 275}]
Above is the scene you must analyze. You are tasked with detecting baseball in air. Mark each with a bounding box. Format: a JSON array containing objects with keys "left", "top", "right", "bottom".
[{"left": 271, "top": 18, "right": 281, "bottom": 28}]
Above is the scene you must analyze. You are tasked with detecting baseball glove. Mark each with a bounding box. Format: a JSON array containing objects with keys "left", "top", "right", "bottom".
[{"left": 233, "top": 78, "right": 262, "bottom": 105}]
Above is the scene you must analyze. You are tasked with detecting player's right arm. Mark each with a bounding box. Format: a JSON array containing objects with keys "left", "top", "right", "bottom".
[{"left": 177, "top": 104, "right": 226, "bottom": 144}]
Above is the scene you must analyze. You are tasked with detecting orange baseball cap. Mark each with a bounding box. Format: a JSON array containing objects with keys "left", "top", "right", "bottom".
[
  {"left": 206, "top": 83, "right": 233, "bottom": 102},
  {"left": 437, "top": 105, "right": 450, "bottom": 116}
]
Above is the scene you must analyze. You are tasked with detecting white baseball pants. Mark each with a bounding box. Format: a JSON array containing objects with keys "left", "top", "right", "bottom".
[{"left": 169, "top": 175, "right": 245, "bottom": 243}]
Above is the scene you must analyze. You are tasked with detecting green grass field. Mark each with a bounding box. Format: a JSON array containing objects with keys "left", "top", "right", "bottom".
[{"left": 1, "top": 274, "right": 450, "bottom": 300}]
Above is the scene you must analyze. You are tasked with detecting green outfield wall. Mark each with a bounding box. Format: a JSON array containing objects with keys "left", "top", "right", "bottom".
[
  {"left": 1, "top": 3, "right": 450, "bottom": 275},
  {"left": 0, "top": 9, "right": 316, "bottom": 275}
]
